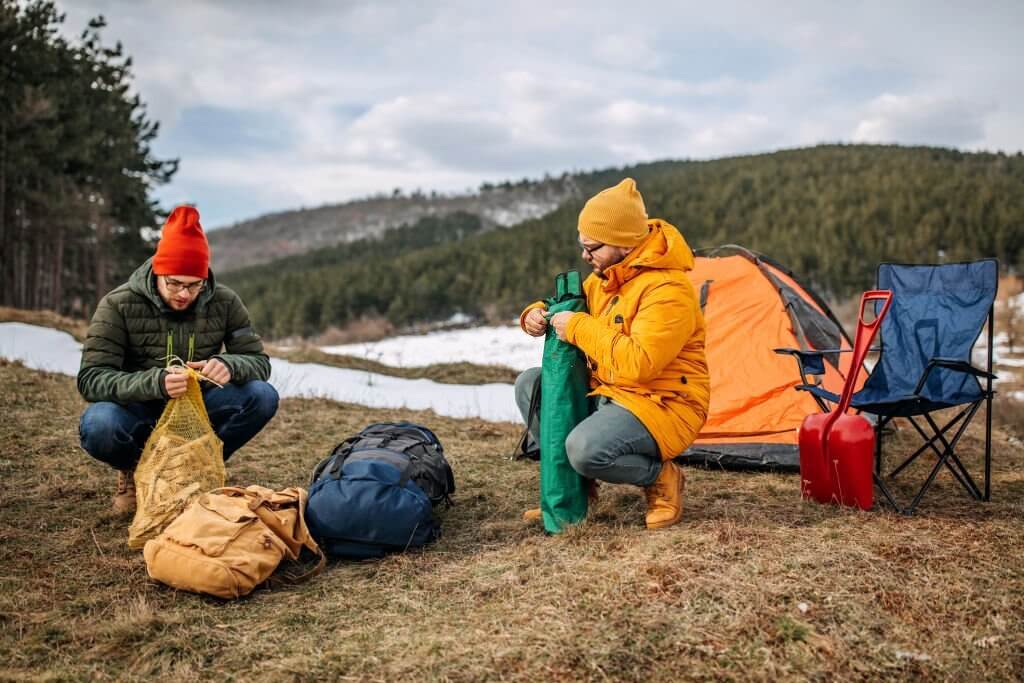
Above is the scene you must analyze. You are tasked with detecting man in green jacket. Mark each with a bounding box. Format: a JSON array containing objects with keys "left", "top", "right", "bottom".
[{"left": 78, "top": 206, "right": 278, "bottom": 513}]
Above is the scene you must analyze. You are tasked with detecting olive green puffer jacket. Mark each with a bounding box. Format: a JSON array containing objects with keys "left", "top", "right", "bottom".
[{"left": 77, "top": 258, "right": 271, "bottom": 404}]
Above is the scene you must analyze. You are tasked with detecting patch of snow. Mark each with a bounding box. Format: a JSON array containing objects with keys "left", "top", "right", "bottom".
[
  {"left": 483, "top": 199, "right": 562, "bottom": 227},
  {"left": 446, "top": 312, "right": 473, "bottom": 326},
  {"left": 322, "top": 324, "right": 543, "bottom": 371},
  {"left": 0, "top": 322, "right": 520, "bottom": 423},
  {"left": 269, "top": 359, "right": 518, "bottom": 421},
  {"left": 0, "top": 322, "right": 81, "bottom": 375},
  {"left": 972, "top": 331, "right": 1007, "bottom": 351}
]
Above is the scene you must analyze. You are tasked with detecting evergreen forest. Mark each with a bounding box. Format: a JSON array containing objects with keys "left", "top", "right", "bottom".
[{"left": 224, "top": 145, "right": 1024, "bottom": 338}]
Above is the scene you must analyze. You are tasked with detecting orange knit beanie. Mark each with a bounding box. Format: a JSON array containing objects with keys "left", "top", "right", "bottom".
[
  {"left": 577, "top": 177, "right": 649, "bottom": 247},
  {"left": 152, "top": 206, "right": 210, "bottom": 279}
]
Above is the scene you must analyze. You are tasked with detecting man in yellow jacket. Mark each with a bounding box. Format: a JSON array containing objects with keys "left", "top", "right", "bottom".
[{"left": 516, "top": 178, "right": 709, "bottom": 529}]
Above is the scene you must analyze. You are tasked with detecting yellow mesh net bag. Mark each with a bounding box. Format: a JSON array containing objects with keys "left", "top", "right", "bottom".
[{"left": 128, "top": 366, "right": 225, "bottom": 549}]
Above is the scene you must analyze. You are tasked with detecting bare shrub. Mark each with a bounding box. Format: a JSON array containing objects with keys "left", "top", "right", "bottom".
[
  {"left": 312, "top": 316, "right": 396, "bottom": 345},
  {"left": 0, "top": 306, "right": 88, "bottom": 341}
]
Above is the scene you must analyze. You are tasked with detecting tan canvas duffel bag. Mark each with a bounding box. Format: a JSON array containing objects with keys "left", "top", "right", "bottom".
[{"left": 143, "top": 485, "right": 325, "bottom": 599}]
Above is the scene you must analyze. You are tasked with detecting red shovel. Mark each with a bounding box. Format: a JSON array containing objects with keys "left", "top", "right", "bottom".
[{"left": 799, "top": 290, "right": 892, "bottom": 510}]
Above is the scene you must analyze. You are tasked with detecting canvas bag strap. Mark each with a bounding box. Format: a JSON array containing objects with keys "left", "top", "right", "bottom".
[
  {"left": 210, "top": 486, "right": 326, "bottom": 585},
  {"left": 249, "top": 487, "right": 326, "bottom": 586}
]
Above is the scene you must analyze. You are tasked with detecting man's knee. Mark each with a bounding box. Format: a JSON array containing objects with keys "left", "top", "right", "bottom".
[
  {"left": 79, "top": 403, "right": 124, "bottom": 455},
  {"left": 514, "top": 367, "right": 541, "bottom": 402},
  {"left": 565, "top": 427, "right": 605, "bottom": 478},
  {"left": 242, "top": 381, "right": 279, "bottom": 422}
]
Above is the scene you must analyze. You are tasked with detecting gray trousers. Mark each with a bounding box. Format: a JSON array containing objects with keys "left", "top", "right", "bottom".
[{"left": 514, "top": 367, "right": 661, "bottom": 487}]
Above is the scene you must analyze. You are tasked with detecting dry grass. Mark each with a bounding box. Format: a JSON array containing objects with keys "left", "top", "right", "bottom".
[
  {"left": 0, "top": 360, "right": 1022, "bottom": 681},
  {"left": 0, "top": 306, "right": 88, "bottom": 341},
  {"left": 310, "top": 316, "right": 397, "bottom": 346},
  {"left": 266, "top": 343, "right": 519, "bottom": 385}
]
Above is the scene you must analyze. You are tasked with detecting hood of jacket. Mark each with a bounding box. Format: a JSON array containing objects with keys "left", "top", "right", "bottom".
[{"left": 599, "top": 219, "right": 694, "bottom": 291}]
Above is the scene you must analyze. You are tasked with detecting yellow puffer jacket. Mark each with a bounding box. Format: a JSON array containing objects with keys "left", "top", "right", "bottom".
[{"left": 520, "top": 220, "right": 710, "bottom": 460}]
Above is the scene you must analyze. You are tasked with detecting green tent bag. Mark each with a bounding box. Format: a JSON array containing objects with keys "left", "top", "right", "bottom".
[{"left": 539, "top": 270, "right": 590, "bottom": 533}]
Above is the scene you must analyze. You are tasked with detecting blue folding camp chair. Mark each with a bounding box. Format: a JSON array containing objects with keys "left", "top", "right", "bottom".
[{"left": 777, "top": 259, "right": 998, "bottom": 514}]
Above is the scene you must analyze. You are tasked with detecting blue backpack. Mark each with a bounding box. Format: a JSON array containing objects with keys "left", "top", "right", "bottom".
[{"left": 306, "top": 422, "right": 455, "bottom": 559}]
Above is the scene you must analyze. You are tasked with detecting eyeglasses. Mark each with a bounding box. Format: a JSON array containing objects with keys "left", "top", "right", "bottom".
[
  {"left": 162, "top": 276, "right": 206, "bottom": 294},
  {"left": 579, "top": 240, "right": 605, "bottom": 258}
]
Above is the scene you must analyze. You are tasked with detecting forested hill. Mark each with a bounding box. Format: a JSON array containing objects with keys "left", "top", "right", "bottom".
[
  {"left": 208, "top": 177, "right": 578, "bottom": 271},
  {"left": 221, "top": 144, "right": 1024, "bottom": 339}
]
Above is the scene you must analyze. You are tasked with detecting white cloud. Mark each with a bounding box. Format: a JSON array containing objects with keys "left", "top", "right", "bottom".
[
  {"left": 54, "top": 0, "right": 1024, "bottom": 226},
  {"left": 852, "top": 94, "right": 989, "bottom": 147}
]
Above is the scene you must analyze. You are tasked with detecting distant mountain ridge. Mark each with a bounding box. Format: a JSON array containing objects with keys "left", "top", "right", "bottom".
[
  {"left": 220, "top": 144, "right": 1024, "bottom": 339},
  {"left": 209, "top": 177, "right": 580, "bottom": 271}
]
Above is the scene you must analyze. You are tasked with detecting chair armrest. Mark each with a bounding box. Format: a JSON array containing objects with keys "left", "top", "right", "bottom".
[
  {"left": 773, "top": 348, "right": 826, "bottom": 379},
  {"left": 774, "top": 347, "right": 881, "bottom": 356},
  {"left": 913, "top": 357, "right": 998, "bottom": 396}
]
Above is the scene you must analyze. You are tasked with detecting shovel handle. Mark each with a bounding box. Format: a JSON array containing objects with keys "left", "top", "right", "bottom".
[
  {"left": 857, "top": 290, "right": 893, "bottom": 335},
  {"left": 832, "top": 289, "right": 892, "bottom": 419}
]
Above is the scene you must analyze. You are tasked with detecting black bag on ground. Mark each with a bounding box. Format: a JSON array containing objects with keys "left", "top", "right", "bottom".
[{"left": 306, "top": 422, "right": 455, "bottom": 559}]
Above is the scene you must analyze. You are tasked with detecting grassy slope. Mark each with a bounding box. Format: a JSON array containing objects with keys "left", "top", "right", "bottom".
[
  {"left": 0, "top": 361, "right": 1022, "bottom": 681},
  {"left": 266, "top": 344, "right": 519, "bottom": 385}
]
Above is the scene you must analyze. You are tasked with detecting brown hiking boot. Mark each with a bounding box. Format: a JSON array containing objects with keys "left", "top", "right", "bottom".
[
  {"left": 523, "top": 479, "right": 599, "bottom": 522},
  {"left": 644, "top": 461, "right": 685, "bottom": 530},
  {"left": 112, "top": 469, "right": 136, "bottom": 514}
]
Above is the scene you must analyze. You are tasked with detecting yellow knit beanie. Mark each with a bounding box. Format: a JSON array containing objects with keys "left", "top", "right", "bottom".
[{"left": 577, "top": 177, "right": 649, "bottom": 247}]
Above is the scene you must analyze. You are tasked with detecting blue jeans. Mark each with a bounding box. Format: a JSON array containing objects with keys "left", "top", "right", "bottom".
[
  {"left": 514, "top": 367, "right": 661, "bottom": 487},
  {"left": 79, "top": 381, "right": 279, "bottom": 471}
]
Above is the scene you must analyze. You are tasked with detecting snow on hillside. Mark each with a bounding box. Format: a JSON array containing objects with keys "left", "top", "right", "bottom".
[
  {"left": 322, "top": 324, "right": 543, "bottom": 371},
  {"left": 0, "top": 323, "right": 521, "bottom": 422}
]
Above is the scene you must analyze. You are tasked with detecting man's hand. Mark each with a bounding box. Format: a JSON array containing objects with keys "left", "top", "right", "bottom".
[
  {"left": 187, "top": 358, "right": 232, "bottom": 385},
  {"left": 549, "top": 312, "right": 575, "bottom": 341},
  {"left": 524, "top": 307, "right": 549, "bottom": 337},
  {"left": 163, "top": 367, "right": 189, "bottom": 398}
]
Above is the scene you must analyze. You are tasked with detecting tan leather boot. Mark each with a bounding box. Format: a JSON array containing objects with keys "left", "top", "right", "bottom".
[
  {"left": 112, "top": 469, "right": 137, "bottom": 514},
  {"left": 523, "top": 479, "right": 599, "bottom": 522},
  {"left": 644, "top": 461, "right": 685, "bottom": 530},
  {"left": 522, "top": 507, "right": 542, "bottom": 522}
]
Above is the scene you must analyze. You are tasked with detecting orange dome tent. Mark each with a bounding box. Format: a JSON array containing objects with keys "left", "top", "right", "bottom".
[{"left": 679, "top": 246, "right": 868, "bottom": 469}]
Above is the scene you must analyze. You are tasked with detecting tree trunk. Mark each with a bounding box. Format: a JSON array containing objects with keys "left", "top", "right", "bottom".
[
  {"left": 0, "top": 120, "right": 7, "bottom": 307},
  {"left": 32, "top": 228, "right": 43, "bottom": 309},
  {"left": 94, "top": 203, "right": 110, "bottom": 307},
  {"left": 53, "top": 215, "right": 65, "bottom": 314},
  {"left": 17, "top": 199, "right": 28, "bottom": 308}
]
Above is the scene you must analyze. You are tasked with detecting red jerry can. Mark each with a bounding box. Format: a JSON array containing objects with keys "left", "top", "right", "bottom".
[{"left": 799, "top": 290, "right": 892, "bottom": 510}]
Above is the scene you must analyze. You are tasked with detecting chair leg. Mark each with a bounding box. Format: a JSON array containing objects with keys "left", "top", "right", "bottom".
[
  {"left": 984, "top": 391, "right": 993, "bottom": 502},
  {"left": 923, "top": 409, "right": 983, "bottom": 500},
  {"left": 873, "top": 473, "right": 904, "bottom": 514},
  {"left": 890, "top": 408, "right": 970, "bottom": 478},
  {"left": 903, "top": 408, "right": 983, "bottom": 513},
  {"left": 874, "top": 415, "right": 890, "bottom": 477},
  {"left": 906, "top": 447, "right": 952, "bottom": 514},
  {"left": 869, "top": 416, "right": 904, "bottom": 513}
]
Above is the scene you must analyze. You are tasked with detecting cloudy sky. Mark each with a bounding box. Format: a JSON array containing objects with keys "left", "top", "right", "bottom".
[{"left": 58, "top": 1, "right": 1023, "bottom": 229}]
